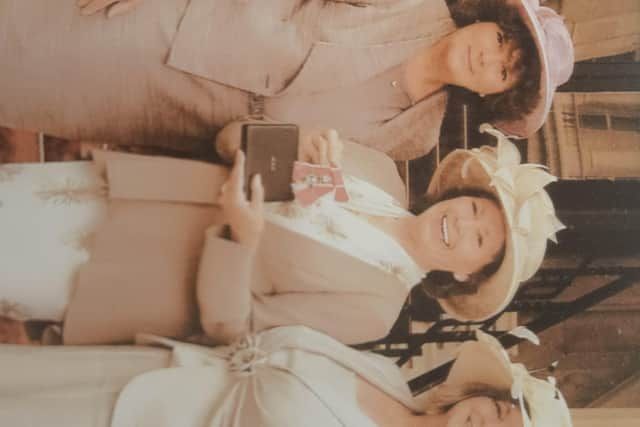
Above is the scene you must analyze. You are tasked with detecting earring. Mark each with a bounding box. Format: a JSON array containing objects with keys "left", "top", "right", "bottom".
[{"left": 479, "top": 93, "right": 485, "bottom": 98}]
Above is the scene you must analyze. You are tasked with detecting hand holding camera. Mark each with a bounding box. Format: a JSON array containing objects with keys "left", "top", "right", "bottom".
[{"left": 218, "top": 151, "right": 265, "bottom": 249}]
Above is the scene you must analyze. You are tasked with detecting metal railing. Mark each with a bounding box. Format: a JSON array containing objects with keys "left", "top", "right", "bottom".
[{"left": 353, "top": 260, "right": 640, "bottom": 395}]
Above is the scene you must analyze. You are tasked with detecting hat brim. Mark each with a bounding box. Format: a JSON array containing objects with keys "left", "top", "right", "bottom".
[
  {"left": 493, "top": 0, "right": 552, "bottom": 138},
  {"left": 445, "top": 339, "right": 574, "bottom": 427},
  {"left": 445, "top": 341, "right": 513, "bottom": 390},
  {"left": 426, "top": 150, "right": 521, "bottom": 321}
]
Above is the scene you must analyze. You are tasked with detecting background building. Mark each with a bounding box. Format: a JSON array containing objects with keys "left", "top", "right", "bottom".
[{"left": 404, "top": 0, "right": 640, "bottom": 412}]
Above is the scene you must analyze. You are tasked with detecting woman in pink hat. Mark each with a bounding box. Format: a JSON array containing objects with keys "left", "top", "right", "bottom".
[{"left": 0, "top": 0, "right": 573, "bottom": 159}]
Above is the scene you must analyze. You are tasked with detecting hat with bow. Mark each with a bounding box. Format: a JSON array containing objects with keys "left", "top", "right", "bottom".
[{"left": 439, "top": 330, "right": 572, "bottom": 427}]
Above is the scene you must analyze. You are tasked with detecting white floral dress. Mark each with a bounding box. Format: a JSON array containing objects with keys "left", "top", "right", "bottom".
[
  {"left": 0, "top": 162, "right": 107, "bottom": 321},
  {"left": 0, "top": 163, "right": 423, "bottom": 322}
]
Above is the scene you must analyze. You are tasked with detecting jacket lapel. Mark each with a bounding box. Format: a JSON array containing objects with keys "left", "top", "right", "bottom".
[
  {"left": 280, "top": 0, "right": 456, "bottom": 95},
  {"left": 363, "top": 90, "right": 449, "bottom": 161},
  {"left": 342, "top": 141, "right": 408, "bottom": 208},
  {"left": 276, "top": 37, "right": 437, "bottom": 97},
  {"left": 166, "top": 0, "right": 456, "bottom": 97},
  {"left": 260, "top": 220, "right": 405, "bottom": 296},
  {"left": 93, "top": 149, "right": 228, "bottom": 205}
]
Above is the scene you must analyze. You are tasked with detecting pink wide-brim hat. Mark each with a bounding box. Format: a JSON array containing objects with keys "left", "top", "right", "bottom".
[{"left": 495, "top": 0, "right": 575, "bottom": 138}]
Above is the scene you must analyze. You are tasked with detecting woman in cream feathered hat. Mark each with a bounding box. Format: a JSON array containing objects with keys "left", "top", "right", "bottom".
[
  {"left": 419, "top": 125, "right": 565, "bottom": 321},
  {"left": 421, "top": 329, "right": 573, "bottom": 427},
  {"left": 0, "top": 125, "right": 563, "bottom": 349}
]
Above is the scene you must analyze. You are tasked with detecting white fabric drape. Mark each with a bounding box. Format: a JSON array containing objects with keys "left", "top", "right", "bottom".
[
  {"left": 0, "top": 162, "right": 107, "bottom": 321},
  {"left": 265, "top": 175, "right": 426, "bottom": 289}
]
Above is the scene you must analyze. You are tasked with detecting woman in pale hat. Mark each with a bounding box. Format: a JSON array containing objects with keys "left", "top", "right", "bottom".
[
  {"left": 1, "top": 125, "right": 562, "bottom": 346},
  {"left": 0, "top": 325, "right": 573, "bottom": 427},
  {"left": 414, "top": 329, "right": 573, "bottom": 427},
  {"left": 415, "top": 124, "right": 566, "bottom": 321},
  {"left": 0, "top": 0, "right": 573, "bottom": 159}
]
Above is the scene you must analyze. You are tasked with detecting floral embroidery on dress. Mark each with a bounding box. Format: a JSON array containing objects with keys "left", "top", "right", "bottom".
[
  {"left": 0, "top": 299, "right": 30, "bottom": 320},
  {"left": 377, "top": 260, "right": 409, "bottom": 283},
  {"left": 322, "top": 216, "right": 348, "bottom": 240},
  {"left": 60, "top": 229, "right": 95, "bottom": 254},
  {"left": 274, "top": 202, "right": 306, "bottom": 219},
  {"left": 36, "top": 178, "right": 108, "bottom": 205},
  {"left": 0, "top": 165, "right": 23, "bottom": 183},
  {"left": 348, "top": 188, "right": 364, "bottom": 200}
]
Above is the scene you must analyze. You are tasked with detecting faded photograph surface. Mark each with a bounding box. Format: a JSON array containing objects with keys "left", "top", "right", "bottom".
[{"left": 0, "top": 1, "right": 638, "bottom": 426}]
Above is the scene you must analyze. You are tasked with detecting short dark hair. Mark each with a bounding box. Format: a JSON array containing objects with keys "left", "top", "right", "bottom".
[
  {"left": 411, "top": 187, "right": 507, "bottom": 300},
  {"left": 447, "top": 0, "right": 542, "bottom": 122}
]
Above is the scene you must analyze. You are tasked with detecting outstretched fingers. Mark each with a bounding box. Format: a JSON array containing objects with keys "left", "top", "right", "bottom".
[
  {"left": 324, "top": 129, "right": 343, "bottom": 167},
  {"left": 228, "top": 150, "right": 246, "bottom": 202},
  {"left": 250, "top": 174, "right": 264, "bottom": 212}
]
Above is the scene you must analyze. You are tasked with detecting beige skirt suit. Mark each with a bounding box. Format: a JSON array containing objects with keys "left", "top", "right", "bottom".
[
  {"left": 0, "top": 0, "right": 455, "bottom": 159},
  {"left": 61, "top": 142, "right": 416, "bottom": 346}
]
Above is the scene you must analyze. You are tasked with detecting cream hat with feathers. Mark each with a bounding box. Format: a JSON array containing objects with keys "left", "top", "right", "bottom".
[{"left": 426, "top": 125, "right": 564, "bottom": 321}]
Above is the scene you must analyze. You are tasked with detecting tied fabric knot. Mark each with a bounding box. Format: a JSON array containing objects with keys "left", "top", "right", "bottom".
[
  {"left": 476, "top": 329, "right": 567, "bottom": 427},
  {"left": 475, "top": 329, "right": 530, "bottom": 424},
  {"left": 510, "top": 365, "right": 533, "bottom": 427},
  {"left": 463, "top": 125, "right": 566, "bottom": 245},
  {"left": 291, "top": 161, "right": 349, "bottom": 207},
  {"left": 228, "top": 335, "right": 267, "bottom": 376}
]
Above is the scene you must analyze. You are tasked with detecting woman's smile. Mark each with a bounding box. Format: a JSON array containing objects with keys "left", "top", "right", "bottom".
[
  {"left": 440, "top": 22, "right": 524, "bottom": 95},
  {"left": 410, "top": 196, "right": 506, "bottom": 275},
  {"left": 441, "top": 214, "right": 451, "bottom": 247}
]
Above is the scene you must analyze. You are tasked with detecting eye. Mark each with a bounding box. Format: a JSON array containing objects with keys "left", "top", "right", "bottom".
[
  {"left": 477, "top": 233, "right": 483, "bottom": 248},
  {"left": 501, "top": 66, "right": 508, "bottom": 82},
  {"left": 472, "top": 200, "right": 478, "bottom": 216},
  {"left": 497, "top": 31, "right": 504, "bottom": 46}
]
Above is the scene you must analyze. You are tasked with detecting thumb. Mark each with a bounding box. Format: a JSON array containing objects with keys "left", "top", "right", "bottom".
[
  {"left": 325, "top": 129, "right": 342, "bottom": 167},
  {"left": 250, "top": 174, "right": 264, "bottom": 211}
]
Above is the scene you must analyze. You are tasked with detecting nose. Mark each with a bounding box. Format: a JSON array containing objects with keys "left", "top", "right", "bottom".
[
  {"left": 481, "top": 46, "right": 504, "bottom": 69},
  {"left": 456, "top": 215, "right": 479, "bottom": 238}
]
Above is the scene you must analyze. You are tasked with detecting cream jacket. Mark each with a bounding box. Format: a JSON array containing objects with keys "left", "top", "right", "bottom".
[{"left": 63, "top": 142, "right": 414, "bottom": 346}]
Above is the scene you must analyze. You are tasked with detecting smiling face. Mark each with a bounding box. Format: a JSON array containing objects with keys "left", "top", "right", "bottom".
[
  {"left": 412, "top": 196, "right": 506, "bottom": 280},
  {"left": 443, "top": 22, "right": 524, "bottom": 95},
  {"left": 446, "top": 397, "right": 523, "bottom": 427}
]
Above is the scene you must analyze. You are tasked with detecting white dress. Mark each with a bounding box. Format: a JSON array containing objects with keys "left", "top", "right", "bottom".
[
  {"left": 0, "top": 161, "right": 424, "bottom": 322},
  {"left": 0, "top": 326, "right": 423, "bottom": 427},
  {"left": 0, "top": 162, "right": 107, "bottom": 321}
]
